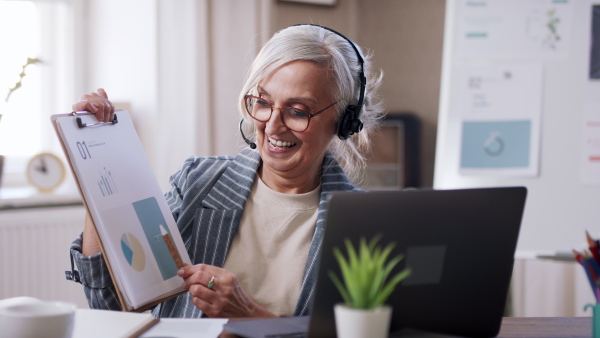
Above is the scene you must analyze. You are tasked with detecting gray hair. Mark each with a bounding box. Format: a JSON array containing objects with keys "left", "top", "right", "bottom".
[{"left": 238, "top": 24, "right": 385, "bottom": 184}]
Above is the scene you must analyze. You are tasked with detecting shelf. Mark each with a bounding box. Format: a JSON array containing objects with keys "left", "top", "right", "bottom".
[{"left": 0, "top": 186, "right": 82, "bottom": 210}]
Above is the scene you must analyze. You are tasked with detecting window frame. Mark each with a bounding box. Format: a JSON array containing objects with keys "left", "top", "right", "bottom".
[{"left": 0, "top": 0, "right": 79, "bottom": 190}]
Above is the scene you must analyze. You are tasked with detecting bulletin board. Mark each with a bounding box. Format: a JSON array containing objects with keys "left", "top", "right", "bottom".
[{"left": 434, "top": 0, "right": 600, "bottom": 255}]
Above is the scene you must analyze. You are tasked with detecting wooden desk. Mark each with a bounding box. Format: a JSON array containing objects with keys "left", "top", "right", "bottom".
[
  {"left": 497, "top": 317, "right": 591, "bottom": 338},
  {"left": 221, "top": 317, "right": 592, "bottom": 338}
]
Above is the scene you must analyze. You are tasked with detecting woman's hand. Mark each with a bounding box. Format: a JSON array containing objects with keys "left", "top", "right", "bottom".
[
  {"left": 72, "top": 88, "right": 115, "bottom": 123},
  {"left": 178, "top": 264, "right": 277, "bottom": 318},
  {"left": 82, "top": 212, "right": 102, "bottom": 257}
]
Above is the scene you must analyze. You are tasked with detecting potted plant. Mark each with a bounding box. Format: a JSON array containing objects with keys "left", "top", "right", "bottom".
[{"left": 328, "top": 235, "right": 411, "bottom": 338}]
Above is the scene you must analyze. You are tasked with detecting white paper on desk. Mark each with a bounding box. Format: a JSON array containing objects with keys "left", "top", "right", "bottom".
[
  {"left": 54, "top": 111, "right": 191, "bottom": 309},
  {"left": 72, "top": 309, "right": 157, "bottom": 338},
  {"left": 140, "top": 318, "right": 228, "bottom": 338}
]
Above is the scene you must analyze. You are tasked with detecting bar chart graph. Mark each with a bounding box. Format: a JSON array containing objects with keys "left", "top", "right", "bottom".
[{"left": 97, "top": 166, "right": 118, "bottom": 197}]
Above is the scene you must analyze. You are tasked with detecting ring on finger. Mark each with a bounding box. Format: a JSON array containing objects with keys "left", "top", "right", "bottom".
[{"left": 207, "top": 275, "right": 215, "bottom": 289}]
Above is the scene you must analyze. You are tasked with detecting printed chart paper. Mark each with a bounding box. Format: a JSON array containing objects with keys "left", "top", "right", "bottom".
[
  {"left": 457, "top": 63, "right": 543, "bottom": 176},
  {"left": 456, "top": 0, "right": 573, "bottom": 60},
  {"left": 53, "top": 111, "right": 191, "bottom": 310}
]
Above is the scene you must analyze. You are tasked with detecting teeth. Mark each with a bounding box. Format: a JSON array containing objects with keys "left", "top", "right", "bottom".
[{"left": 269, "top": 137, "right": 296, "bottom": 148}]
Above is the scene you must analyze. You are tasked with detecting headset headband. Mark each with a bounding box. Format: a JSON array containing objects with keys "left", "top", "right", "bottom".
[
  {"left": 278, "top": 24, "right": 367, "bottom": 140},
  {"left": 288, "top": 24, "right": 366, "bottom": 113}
]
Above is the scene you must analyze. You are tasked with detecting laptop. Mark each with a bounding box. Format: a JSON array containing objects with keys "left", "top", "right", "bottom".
[{"left": 224, "top": 186, "right": 527, "bottom": 338}]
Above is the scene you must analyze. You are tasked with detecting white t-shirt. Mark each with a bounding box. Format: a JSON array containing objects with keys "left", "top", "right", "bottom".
[{"left": 222, "top": 176, "right": 320, "bottom": 316}]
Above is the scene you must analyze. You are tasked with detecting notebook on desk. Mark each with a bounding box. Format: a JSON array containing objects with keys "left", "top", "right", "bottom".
[{"left": 224, "top": 186, "right": 527, "bottom": 338}]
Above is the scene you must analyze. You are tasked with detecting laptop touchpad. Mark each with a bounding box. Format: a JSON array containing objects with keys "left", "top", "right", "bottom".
[{"left": 402, "top": 245, "right": 446, "bottom": 286}]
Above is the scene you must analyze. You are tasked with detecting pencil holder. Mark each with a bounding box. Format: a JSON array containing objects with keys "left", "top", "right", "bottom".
[{"left": 585, "top": 303, "right": 600, "bottom": 338}]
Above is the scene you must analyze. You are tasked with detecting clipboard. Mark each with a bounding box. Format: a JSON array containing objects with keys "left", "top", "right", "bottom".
[{"left": 52, "top": 110, "right": 191, "bottom": 312}]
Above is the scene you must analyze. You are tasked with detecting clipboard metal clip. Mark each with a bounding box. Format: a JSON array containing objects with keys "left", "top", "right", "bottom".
[{"left": 73, "top": 113, "right": 119, "bottom": 129}]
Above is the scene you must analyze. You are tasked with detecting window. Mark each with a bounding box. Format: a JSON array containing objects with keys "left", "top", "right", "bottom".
[{"left": 0, "top": 0, "right": 74, "bottom": 188}]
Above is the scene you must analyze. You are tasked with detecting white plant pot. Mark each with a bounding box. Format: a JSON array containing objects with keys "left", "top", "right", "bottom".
[{"left": 334, "top": 303, "right": 392, "bottom": 338}]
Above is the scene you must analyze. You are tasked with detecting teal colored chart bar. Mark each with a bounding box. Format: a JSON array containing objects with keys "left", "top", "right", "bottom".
[{"left": 133, "top": 197, "right": 177, "bottom": 280}]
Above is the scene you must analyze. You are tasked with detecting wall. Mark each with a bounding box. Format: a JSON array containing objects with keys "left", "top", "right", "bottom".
[{"left": 358, "top": 0, "right": 445, "bottom": 188}]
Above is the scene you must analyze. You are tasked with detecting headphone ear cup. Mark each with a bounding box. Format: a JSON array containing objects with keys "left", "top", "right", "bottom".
[
  {"left": 352, "top": 118, "right": 364, "bottom": 134},
  {"left": 337, "top": 105, "right": 363, "bottom": 140},
  {"left": 337, "top": 107, "right": 353, "bottom": 140}
]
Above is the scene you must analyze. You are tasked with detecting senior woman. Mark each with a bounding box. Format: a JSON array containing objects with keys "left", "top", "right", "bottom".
[{"left": 69, "top": 24, "right": 384, "bottom": 319}]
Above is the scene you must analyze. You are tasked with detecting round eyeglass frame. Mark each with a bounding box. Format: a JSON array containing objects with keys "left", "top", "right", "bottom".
[{"left": 244, "top": 95, "right": 337, "bottom": 132}]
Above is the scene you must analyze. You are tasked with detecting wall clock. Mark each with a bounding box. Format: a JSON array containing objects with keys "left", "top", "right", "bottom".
[{"left": 26, "top": 152, "right": 66, "bottom": 192}]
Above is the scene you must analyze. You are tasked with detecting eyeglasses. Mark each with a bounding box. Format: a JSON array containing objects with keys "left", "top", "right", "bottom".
[{"left": 244, "top": 95, "right": 336, "bottom": 132}]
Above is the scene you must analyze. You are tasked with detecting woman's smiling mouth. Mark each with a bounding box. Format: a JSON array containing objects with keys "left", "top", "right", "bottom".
[{"left": 268, "top": 136, "right": 297, "bottom": 150}]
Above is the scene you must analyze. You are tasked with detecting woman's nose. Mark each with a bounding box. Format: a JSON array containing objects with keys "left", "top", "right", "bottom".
[{"left": 265, "top": 108, "right": 288, "bottom": 135}]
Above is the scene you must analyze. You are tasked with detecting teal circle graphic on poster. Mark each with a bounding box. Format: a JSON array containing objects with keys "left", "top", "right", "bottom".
[{"left": 120, "top": 233, "right": 146, "bottom": 271}]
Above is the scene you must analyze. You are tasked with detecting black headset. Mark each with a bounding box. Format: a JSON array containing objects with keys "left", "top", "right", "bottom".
[{"left": 290, "top": 24, "right": 366, "bottom": 140}]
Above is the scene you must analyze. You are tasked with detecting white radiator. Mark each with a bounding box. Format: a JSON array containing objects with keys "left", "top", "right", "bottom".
[
  {"left": 0, "top": 205, "right": 89, "bottom": 308},
  {"left": 511, "top": 258, "right": 591, "bottom": 317}
]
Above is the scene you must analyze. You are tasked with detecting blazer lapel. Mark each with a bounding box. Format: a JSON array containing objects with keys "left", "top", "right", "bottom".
[
  {"left": 189, "top": 149, "right": 261, "bottom": 267},
  {"left": 294, "top": 152, "right": 359, "bottom": 315}
]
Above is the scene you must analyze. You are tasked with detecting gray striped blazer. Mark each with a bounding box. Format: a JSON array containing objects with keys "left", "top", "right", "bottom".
[{"left": 70, "top": 147, "right": 360, "bottom": 318}]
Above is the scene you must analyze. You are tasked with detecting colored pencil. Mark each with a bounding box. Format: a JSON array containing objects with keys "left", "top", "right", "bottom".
[{"left": 575, "top": 233, "right": 600, "bottom": 303}]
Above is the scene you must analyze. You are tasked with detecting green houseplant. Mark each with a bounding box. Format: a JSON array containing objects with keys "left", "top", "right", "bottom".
[{"left": 328, "top": 235, "right": 411, "bottom": 338}]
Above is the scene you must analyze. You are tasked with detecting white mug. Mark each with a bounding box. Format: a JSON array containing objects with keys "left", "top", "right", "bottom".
[{"left": 0, "top": 298, "right": 76, "bottom": 338}]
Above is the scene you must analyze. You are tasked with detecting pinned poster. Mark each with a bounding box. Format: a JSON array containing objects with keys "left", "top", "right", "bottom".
[
  {"left": 581, "top": 103, "right": 600, "bottom": 185},
  {"left": 456, "top": 0, "right": 573, "bottom": 60},
  {"left": 457, "top": 63, "right": 542, "bottom": 176}
]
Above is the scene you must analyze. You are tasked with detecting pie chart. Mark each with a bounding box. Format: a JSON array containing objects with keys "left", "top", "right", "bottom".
[{"left": 120, "top": 233, "right": 146, "bottom": 272}]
